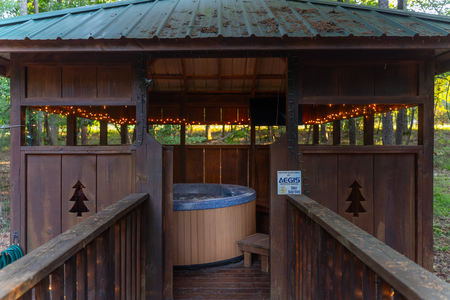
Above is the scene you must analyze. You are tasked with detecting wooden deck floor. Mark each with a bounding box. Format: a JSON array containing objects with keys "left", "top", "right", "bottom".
[{"left": 173, "top": 259, "right": 270, "bottom": 299}]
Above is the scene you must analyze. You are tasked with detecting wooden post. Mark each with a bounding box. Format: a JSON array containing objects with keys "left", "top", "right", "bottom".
[
  {"left": 180, "top": 93, "right": 187, "bottom": 183},
  {"left": 66, "top": 115, "right": 77, "bottom": 146},
  {"left": 271, "top": 55, "right": 300, "bottom": 300},
  {"left": 163, "top": 147, "right": 173, "bottom": 300},
  {"left": 364, "top": 115, "right": 374, "bottom": 145},
  {"left": 418, "top": 55, "right": 434, "bottom": 271},
  {"left": 250, "top": 125, "right": 256, "bottom": 189},
  {"left": 121, "top": 124, "right": 128, "bottom": 144},
  {"left": 333, "top": 120, "right": 341, "bottom": 145},
  {"left": 100, "top": 121, "right": 108, "bottom": 146},
  {"left": 9, "top": 55, "right": 26, "bottom": 249}
]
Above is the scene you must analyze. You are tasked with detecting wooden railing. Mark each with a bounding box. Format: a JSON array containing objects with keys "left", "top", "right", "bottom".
[
  {"left": 286, "top": 194, "right": 450, "bottom": 300},
  {"left": 0, "top": 193, "right": 148, "bottom": 300}
]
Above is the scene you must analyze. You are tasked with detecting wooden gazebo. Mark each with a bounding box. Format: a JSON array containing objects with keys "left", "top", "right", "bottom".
[{"left": 0, "top": 0, "right": 450, "bottom": 298}]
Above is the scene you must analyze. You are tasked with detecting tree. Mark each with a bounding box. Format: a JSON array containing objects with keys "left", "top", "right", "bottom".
[
  {"left": 349, "top": 118, "right": 356, "bottom": 145},
  {"left": 395, "top": 109, "right": 406, "bottom": 145},
  {"left": 382, "top": 112, "right": 394, "bottom": 145},
  {"left": 69, "top": 181, "right": 89, "bottom": 217}
]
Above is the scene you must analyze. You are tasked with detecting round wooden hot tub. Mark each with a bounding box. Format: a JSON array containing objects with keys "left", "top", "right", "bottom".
[{"left": 173, "top": 183, "right": 256, "bottom": 268}]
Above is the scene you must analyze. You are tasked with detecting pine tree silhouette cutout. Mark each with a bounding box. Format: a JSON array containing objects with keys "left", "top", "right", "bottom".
[
  {"left": 69, "top": 181, "right": 90, "bottom": 217},
  {"left": 345, "top": 180, "right": 366, "bottom": 217}
]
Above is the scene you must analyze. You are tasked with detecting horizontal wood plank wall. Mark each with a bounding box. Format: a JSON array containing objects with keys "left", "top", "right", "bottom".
[
  {"left": 173, "top": 200, "right": 256, "bottom": 266},
  {"left": 25, "top": 65, "right": 132, "bottom": 100},
  {"left": 303, "top": 62, "right": 418, "bottom": 99},
  {"left": 301, "top": 148, "right": 418, "bottom": 262},
  {"left": 25, "top": 151, "right": 135, "bottom": 252}
]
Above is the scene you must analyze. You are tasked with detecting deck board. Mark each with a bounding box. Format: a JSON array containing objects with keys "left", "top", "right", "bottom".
[{"left": 174, "top": 260, "right": 270, "bottom": 299}]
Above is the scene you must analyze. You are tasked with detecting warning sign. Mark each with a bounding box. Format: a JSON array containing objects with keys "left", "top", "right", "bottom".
[{"left": 277, "top": 171, "right": 302, "bottom": 195}]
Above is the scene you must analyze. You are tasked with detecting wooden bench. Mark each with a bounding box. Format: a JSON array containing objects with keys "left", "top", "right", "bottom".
[{"left": 236, "top": 233, "right": 269, "bottom": 272}]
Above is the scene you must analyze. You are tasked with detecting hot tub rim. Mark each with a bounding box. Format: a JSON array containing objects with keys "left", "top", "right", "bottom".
[{"left": 173, "top": 183, "right": 256, "bottom": 211}]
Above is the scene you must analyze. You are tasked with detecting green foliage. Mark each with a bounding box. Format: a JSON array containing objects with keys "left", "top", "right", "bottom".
[{"left": 0, "top": 78, "right": 10, "bottom": 126}]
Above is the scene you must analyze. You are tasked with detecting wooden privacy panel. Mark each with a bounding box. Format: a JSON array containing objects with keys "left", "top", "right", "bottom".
[
  {"left": 221, "top": 148, "right": 248, "bottom": 186},
  {"left": 26, "top": 65, "right": 132, "bottom": 99},
  {"left": 255, "top": 146, "right": 270, "bottom": 209},
  {"left": 374, "top": 154, "right": 415, "bottom": 260},
  {"left": 27, "top": 66, "right": 61, "bottom": 98},
  {"left": 186, "top": 148, "right": 203, "bottom": 183},
  {"left": 205, "top": 149, "right": 220, "bottom": 183},
  {"left": 25, "top": 152, "right": 134, "bottom": 251},
  {"left": 304, "top": 65, "right": 339, "bottom": 97},
  {"left": 97, "top": 154, "right": 133, "bottom": 210},
  {"left": 62, "top": 66, "right": 97, "bottom": 98},
  {"left": 27, "top": 155, "right": 62, "bottom": 251},
  {"left": 97, "top": 66, "right": 132, "bottom": 98},
  {"left": 302, "top": 151, "right": 417, "bottom": 261},
  {"left": 303, "top": 63, "right": 418, "bottom": 98},
  {"left": 61, "top": 155, "right": 97, "bottom": 232}
]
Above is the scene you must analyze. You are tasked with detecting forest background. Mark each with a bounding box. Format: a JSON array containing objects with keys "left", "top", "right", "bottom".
[{"left": 0, "top": 0, "right": 450, "bottom": 282}]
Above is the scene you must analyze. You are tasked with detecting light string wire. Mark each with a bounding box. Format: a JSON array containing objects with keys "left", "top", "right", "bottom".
[{"left": 287, "top": 56, "right": 308, "bottom": 194}]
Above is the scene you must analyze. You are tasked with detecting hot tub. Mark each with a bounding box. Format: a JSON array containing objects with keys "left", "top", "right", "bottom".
[{"left": 173, "top": 183, "right": 256, "bottom": 268}]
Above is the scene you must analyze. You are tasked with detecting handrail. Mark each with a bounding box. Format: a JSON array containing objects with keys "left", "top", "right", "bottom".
[
  {"left": 287, "top": 194, "right": 450, "bottom": 300},
  {"left": 0, "top": 193, "right": 148, "bottom": 300}
]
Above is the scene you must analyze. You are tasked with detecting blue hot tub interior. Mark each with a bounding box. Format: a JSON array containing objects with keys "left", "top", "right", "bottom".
[{"left": 173, "top": 183, "right": 256, "bottom": 211}]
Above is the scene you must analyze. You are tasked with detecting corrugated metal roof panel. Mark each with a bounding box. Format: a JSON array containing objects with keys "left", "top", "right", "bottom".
[{"left": 2, "top": 0, "right": 450, "bottom": 41}]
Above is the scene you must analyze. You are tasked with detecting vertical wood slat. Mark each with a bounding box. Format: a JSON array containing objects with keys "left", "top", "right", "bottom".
[
  {"left": 97, "top": 228, "right": 113, "bottom": 300},
  {"left": 50, "top": 266, "right": 64, "bottom": 300},
  {"left": 126, "top": 214, "right": 132, "bottom": 300},
  {"left": 87, "top": 240, "right": 96, "bottom": 300},
  {"left": 35, "top": 276, "right": 50, "bottom": 300},
  {"left": 18, "top": 290, "right": 32, "bottom": 300},
  {"left": 65, "top": 256, "right": 77, "bottom": 300},
  {"left": 131, "top": 210, "right": 137, "bottom": 300},
  {"left": 121, "top": 217, "right": 126, "bottom": 300},
  {"left": 77, "top": 248, "right": 88, "bottom": 300},
  {"left": 115, "top": 222, "right": 121, "bottom": 300},
  {"left": 363, "top": 265, "right": 376, "bottom": 300}
]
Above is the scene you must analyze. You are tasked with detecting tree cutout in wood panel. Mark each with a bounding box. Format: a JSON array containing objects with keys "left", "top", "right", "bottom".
[
  {"left": 345, "top": 180, "right": 366, "bottom": 217},
  {"left": 69, "top": 180, "right": 90, "bottom": 217}
]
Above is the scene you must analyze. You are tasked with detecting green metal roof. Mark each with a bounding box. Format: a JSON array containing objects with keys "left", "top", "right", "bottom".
[{"left": 1, "top": 0, "right": 450, "bottom": 40}]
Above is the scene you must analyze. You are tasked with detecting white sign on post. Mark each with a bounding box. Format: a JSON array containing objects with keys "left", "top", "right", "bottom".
[{"left": 277, "top": 171, "right": 302, "bottom": 195}]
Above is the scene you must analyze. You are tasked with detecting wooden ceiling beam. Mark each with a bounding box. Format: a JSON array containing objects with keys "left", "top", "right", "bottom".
[{"left": 0, "top": 57, "right": 10, "bottom": 77}]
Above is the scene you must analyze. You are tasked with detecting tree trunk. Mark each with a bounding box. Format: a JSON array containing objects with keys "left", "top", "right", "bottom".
[
  {"left": 349, "top": 118, "right": 356, "bottom": 145},
  {"left": 395, "top": 109, "right": 406, "bottom": 145},
  {"left": 48, "top": 114, "right": 59, "bottom": 145},
  {"left": 44, "top": 113, "right": 50, "bottom": 145},
  {"left": 206, "top": 125, "right": 212, "bottom": 140},
  {"left": 19, "top": 0, "right": 27, "bottom": 16},
  {"left": 397, "top": 0, "right": 405, "bottom": 9},
  {"left": 81, "top": 124, "right": 88, "bottom": 145},
  {"left": 306, "top": 125, "right": 312, "bottom": 144},
  {"left": 382, "top": 112, "right": 394, "bottom": 145},
  {"left": 34, "top": 0, "right": 39, "bottom": 14},
  {"left": 406, "top": 107, "right": 415, "bottom": 145},
  {"left": 320, "top": 124, "right": 328, "bottom": 143},
  {"left": 132, "top": 128, "right": 136, "bottom": 143},
  {"left": 222, "top": 125, "right": 225, "bottom": 138},
  {"left": 379, "top": 0, "right": 389, "bottom": 8}
]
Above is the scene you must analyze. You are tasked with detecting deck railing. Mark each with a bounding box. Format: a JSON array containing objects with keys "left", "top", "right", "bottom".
[
  {"left": 286, "top": 194, "right": 450, "bottom": 300},
  {"left": 0, "top": 193, "right": 148, "bottom": 300}
]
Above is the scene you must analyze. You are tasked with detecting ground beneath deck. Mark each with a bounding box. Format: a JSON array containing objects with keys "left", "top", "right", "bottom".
[{"left": 173, "top": 259, "right": 270, "bottom": 299}]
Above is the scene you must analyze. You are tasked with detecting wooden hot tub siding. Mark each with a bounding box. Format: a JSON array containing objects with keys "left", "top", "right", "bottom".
[{"left": 173, "top": 200, "right": 256, "bottom": 266}]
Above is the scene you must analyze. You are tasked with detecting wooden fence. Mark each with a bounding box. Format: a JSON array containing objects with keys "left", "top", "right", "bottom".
[
  {"left": 0, "top": 193, "right": 148, "bottom": 300},
  {"left": 286, "top": 194, "right": 450, "bottom": 300}
]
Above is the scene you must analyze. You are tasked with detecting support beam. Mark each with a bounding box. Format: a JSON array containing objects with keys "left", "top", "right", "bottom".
[
  {"left": 99, "top": 121, "right": 108, "bottom": 146},
  {"left": 66, "top": 115, "right": 77, "bottom": 146},
  {"left": 271, "top": 55, "right": 300, "bottom": 300},
  {"left": 364, "top": 115, "right": 374, "bottom": 145},
  {"left": 333, "top": 120, "right": 341, "bottom": 145}
]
